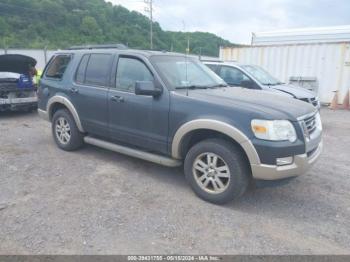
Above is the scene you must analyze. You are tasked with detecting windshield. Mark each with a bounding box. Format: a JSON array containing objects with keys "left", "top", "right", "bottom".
[
  {"left": 242, "top": 65, "right": 282, "bottom": 86},
  {"left": 150, "top": 55, "right": 226, "bottom": 89}
]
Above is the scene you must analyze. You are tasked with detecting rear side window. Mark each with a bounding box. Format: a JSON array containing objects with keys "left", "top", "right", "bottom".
[
  {"left": 84, "top": 54, "right": 112, "bottom": 86},
  {"left": 45, "top": 55, "right": 71, "bottom": 79},
  {"left": 75, "top": 54, "right": 89, "bottom": 84}
]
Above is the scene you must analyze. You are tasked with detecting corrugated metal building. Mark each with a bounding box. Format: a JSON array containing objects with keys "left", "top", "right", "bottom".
[{"left": 220, "top": 26, "right": 350, "bottom": 104}]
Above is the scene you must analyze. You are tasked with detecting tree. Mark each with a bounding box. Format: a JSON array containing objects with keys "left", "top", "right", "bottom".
[
  {"left": 0, "top": 0, "right": 237, "bottom": 56},
  {"left": 80, "top": 16, "right": 101, "bottom": 36}
]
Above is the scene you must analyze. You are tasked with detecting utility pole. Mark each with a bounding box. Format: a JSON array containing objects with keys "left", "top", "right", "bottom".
[
  {"left": 182, "top": 20, "right": 190, "bottom": 54},
  {"left": 144, "top": 0, "right": 153, "bottom": 49},
  {"left": 187, "top": 37, "right": 190, "bottom": 54}
]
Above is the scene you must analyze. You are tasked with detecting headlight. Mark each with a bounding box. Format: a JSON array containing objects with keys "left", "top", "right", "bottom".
[{"left": 251, "top": 119, "right": 297, "bottom": 142}]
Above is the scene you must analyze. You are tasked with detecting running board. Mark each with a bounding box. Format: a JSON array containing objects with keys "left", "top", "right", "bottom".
[{"left": 84, "top": 136, "right": 182, "bottom": 167}]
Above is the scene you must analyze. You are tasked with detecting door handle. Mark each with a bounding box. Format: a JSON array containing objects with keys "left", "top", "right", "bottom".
[
  {"left": 111, "top": 95, "right": 125, "bottom": 103},
  {"left": 69, "top": 87, "right": 79, "bottom": 94}
]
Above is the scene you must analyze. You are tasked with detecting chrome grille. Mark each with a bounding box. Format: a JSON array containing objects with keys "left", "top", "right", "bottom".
[{"left": 303, "top": 114, "right": 317, "bottom": 135}]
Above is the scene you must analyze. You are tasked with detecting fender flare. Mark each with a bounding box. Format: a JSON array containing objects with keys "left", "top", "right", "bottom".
[
  {"left": 171, "top": 119, "right": 260, "bottom": 165},
  {"left": 47, "top": 95, "right": 85, "bottom": 133}
]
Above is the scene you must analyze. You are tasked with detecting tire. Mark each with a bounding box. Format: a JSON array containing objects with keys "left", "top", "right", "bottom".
[
  {"left": 184, "top": 138, "right": 250, "bottom": 204},
  {"left": 52, "top": 109, "right": 84, "bottom": 151}
]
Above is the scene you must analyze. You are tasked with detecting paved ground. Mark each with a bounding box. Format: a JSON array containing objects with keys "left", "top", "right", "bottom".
[{"left": 0, "top": 108, "right": 349, "bottom": 255}]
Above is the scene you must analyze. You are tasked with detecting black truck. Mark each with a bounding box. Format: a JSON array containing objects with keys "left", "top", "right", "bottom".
[{"left": 37, "top": 46, "right": 323, "bottom": 204}]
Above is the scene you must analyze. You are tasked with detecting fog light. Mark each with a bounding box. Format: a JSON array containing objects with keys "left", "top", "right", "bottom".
[{"left": 276, "top": 157, "right": 293, "bottom": 166}]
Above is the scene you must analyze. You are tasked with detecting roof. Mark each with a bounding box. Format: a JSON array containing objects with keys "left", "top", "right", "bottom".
[
  {"left": 57, "top": 47, "right": 193, "bottom": 58},
  {"left": 252, "top": 25, "right": 350, "bottom": 45}
]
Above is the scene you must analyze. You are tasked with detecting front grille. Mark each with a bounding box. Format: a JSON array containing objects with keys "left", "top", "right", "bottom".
[{"left": 303, "top": 114, "right": 317, "bottom": 135}]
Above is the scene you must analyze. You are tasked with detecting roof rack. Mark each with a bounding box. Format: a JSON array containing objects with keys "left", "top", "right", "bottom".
[
  {"left": 68, "top": 44, "right": 128, "bottom": 50},
  {"left": 200, "top": 59, "right": 224, "bottom": 62}
]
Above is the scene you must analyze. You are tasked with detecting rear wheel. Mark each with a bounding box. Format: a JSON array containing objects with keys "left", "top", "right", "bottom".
[
  {"left": 52, "top": 109, "right": 84, "bottom": 151},
  {"left": 184, "top": 138, "right": 250, "bottom": 204}
]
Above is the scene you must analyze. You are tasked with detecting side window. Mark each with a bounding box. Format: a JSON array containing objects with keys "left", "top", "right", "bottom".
[
  {"left": 75, "top": 54, "right": 89, "bottom": 84},
  {"left": 205, "top": 64, "right": 219, "bottom": 73},
  {"left": 45, "top": 55, "right": 71, "bottom": 79},
  {"left": 85, "top": 54, "right": 112, "bottom": 87},
  {"left": 220, "top": 66, "right": 250, "bottom": 86},
  {"left": 116, "top": 57, "right": 154, "bottom": 92}
]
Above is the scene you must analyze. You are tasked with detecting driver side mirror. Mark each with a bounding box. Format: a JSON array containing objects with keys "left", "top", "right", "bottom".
[{"left": 135, "top": 81, "right": 162, "bottom": 96}]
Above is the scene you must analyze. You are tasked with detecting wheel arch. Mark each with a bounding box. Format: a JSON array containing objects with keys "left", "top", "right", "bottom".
[
  {"left": 47, "top": 95, "right": 85, "bottom": 133},
  {"left": 171, "top": 119, "right": 260, "bottom": 166}
]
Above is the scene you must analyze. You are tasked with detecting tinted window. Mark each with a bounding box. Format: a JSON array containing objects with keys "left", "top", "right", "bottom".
[
  {"left": 75, "top": 54, "right": 89, "bottom": 84},
  {"left": 116, "top": 57, "right": 153, "bottom": 92},
  {"left": 45, "top": 55, "right": 71, "bottom": 79},
  {"left": 220, "top": 66, "right": 250, "bottom": 86},
  {"left": 85, "top": 54, "right": 112, "bottom": 86}
]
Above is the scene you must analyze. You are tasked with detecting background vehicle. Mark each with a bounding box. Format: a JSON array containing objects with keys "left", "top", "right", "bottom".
[
  {"left": 0, "top": 54, "right": 38, "bottom": 112},
  {"left": 204, "top": 61, "right": 320, "bottom": 109},
  {"left": 38, "top": 46, "right": 322, "bottom": 204}
]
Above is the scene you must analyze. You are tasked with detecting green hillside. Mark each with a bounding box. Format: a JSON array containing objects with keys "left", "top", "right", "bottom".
[{"left": 0, "top": 0, "right": 236, "bottom": 56}]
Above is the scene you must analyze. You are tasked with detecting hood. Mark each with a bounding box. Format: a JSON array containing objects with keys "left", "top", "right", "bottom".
[
  {"left": 0, "top": 54, "right": 37, "bottom": 75},
  {"left": 174, "top": 87, "right": 316, "bottom": 121},
  {"left": 269, "top": 83, "right": 316, "bottom": 99}
]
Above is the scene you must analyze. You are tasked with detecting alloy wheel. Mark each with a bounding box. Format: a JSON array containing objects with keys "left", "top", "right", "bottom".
[
  {"left": 55, "top": 117, "right": 71, "bottom": 145},
  {"left": 192, "top": 152, "right": 231, "bottom": 194}
]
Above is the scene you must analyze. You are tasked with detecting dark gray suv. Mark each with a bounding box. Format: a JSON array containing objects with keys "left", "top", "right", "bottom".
[{"left": 38, "top": 46, "right": 323, "bottom": 204}]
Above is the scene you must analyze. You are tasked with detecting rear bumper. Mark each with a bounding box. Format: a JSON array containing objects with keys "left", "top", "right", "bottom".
[{"left": 251, "top": 140, "right": 323, "bottom": 180}]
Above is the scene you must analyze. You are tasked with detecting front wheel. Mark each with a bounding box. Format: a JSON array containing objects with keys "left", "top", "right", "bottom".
[{"left": 184, "top": 138, "right": 250, "bottom": 204}]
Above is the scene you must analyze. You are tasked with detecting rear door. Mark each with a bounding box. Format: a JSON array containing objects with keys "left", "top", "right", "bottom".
[
  {"left": 70, "top": 53, "right": 113, "bottom": 137},
  {"left": 108, "top": 55, "right": 170, "bottom": 154}
]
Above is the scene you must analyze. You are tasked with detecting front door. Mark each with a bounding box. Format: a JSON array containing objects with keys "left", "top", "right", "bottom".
[{"left": 108, "top": 55, "right": 170, "bottom": 154}]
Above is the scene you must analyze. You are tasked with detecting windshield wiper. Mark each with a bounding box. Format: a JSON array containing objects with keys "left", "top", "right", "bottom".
[
  {"left": 265, "top": 82, "right": 283, "bottom": 86},
  {"left": 175, "top": 85, "right": 209, "bottom": 90},
  {"left": 208, "top": 84, "right": 228, "bottom": 88}
]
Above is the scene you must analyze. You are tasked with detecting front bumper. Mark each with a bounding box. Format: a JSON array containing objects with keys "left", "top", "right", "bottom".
[
  {"left": 38, "top": 109, "right": 49, "bottom": 121},
  {"left": 0, "top": 97, "right": 38, "bottom": 111},
  {"left": 251, "top": 140, "right": 323, "bottom": 180},
  {"left": 0, "top": 96, "right": 38, "bottom": 105}
]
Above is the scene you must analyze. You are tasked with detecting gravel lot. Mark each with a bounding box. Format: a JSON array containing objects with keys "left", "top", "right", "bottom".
[{"left": 0, "top": 108, "right": 350, "bottom": 255}]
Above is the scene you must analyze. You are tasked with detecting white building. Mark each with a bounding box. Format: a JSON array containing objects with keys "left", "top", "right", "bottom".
[{"left": 220, "top": 25, "right": 350, "bottom": 104}]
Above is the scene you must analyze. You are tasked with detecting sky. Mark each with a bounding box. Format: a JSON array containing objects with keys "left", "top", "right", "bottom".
[{"left": 107, "top": 0, "right": 350, "bottom": 44}]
